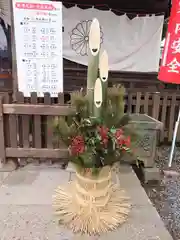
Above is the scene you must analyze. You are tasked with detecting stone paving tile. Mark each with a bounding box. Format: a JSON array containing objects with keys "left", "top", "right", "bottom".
[
  {"left": 0, "top": 204, "right": 172, "bottom": 240},
  {"left": 0, "top": 172, "right": 11, "bottom": 185},
  {"left": 0, "top": 165, "right": 173, "bottom": 240},
  {"left": 0, "top": 168, "right": 70, "bottom": 205}
]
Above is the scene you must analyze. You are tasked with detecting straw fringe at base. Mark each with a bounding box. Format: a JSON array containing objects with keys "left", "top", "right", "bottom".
[{"left": 52, "top": 181, "right": 131, "bottom": 235}]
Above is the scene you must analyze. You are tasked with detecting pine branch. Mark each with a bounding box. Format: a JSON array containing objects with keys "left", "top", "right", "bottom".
[
  {"left": 116, "top": 114, "right": 131, "bottom": 128},
  {"left": 102, "top": 84, "right": 126, "bottom": 127},
  {"left": 70, "top": 89, "right": 89, "bottom": 118},
  {"left": 53, "top": 117, "right": 71, "bottom": 145}
]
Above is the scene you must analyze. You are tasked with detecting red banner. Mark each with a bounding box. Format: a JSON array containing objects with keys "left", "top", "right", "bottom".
[{"left": 158, "top": 0, "right": 180, "bottom": 84}]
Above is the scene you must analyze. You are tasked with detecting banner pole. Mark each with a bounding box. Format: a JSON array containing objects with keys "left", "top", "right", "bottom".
[{"left": 168, "top": 106, "right": 180, "bottom": 167}]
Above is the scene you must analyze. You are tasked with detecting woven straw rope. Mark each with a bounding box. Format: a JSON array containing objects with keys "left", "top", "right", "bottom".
[
  {"left": 52, "top": 165, "right": 131, "bottom": 235},
  {"left": 75, "top": 169, "right": 111, "bottom": 207}
]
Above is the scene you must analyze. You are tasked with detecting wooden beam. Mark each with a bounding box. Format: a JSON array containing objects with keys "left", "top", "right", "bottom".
[
  {"left": 3, "top": 104, "right": 75, "bottom": 115},
  {"left": 0, "top": 97, "right": 6, "bottom": 164},
  {"left": 6, "top": 147, "right": 69, "bottom": 159}
]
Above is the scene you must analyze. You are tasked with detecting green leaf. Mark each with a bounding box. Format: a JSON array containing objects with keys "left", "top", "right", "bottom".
[
  {"left": 92, "top": 167, "right": 100, "bottom": 176},
  {"left": 79, "top": 151, "right": 94, "bottom": 168},
  {"left": 110, "top": 127, "right": 116, "bottom": 134}
]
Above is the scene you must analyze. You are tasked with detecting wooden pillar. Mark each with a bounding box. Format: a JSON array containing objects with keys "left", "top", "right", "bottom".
[{"left": 10, "top": 0, "right": 18, "bottom": 102}]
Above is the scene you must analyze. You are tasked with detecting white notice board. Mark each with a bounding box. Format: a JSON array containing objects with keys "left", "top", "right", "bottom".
[{"left": 13, "top": 0, "right": 63, "bottom": 97}]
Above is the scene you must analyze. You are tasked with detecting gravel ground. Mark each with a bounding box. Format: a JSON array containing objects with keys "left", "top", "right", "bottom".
[{"left": 144, "top": 146, "right": 180, "bottom": 240}]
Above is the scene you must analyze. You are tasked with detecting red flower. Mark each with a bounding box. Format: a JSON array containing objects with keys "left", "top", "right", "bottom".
[
  {"left": 115, "top": 129, "right": 124, "bottom": 145},
  {"left": 115, "top": 129, "right": 123, "bottom": 139},
  {"left": 97, "top": 126, "right": 109, "bottom": 146},
  {"left": 123, "top": 136, "right": 131, "bottom": 147},
  {"left": 70, "top": 135, "right": 85, "bottom": 156},
  {"left": 115, "top": 129, "right": 131, "bottom": 148}
]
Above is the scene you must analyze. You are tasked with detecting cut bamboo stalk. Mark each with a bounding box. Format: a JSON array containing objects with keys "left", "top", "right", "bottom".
[{"left": 87, "top": 18, "right": 100, "bottom": 116}]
